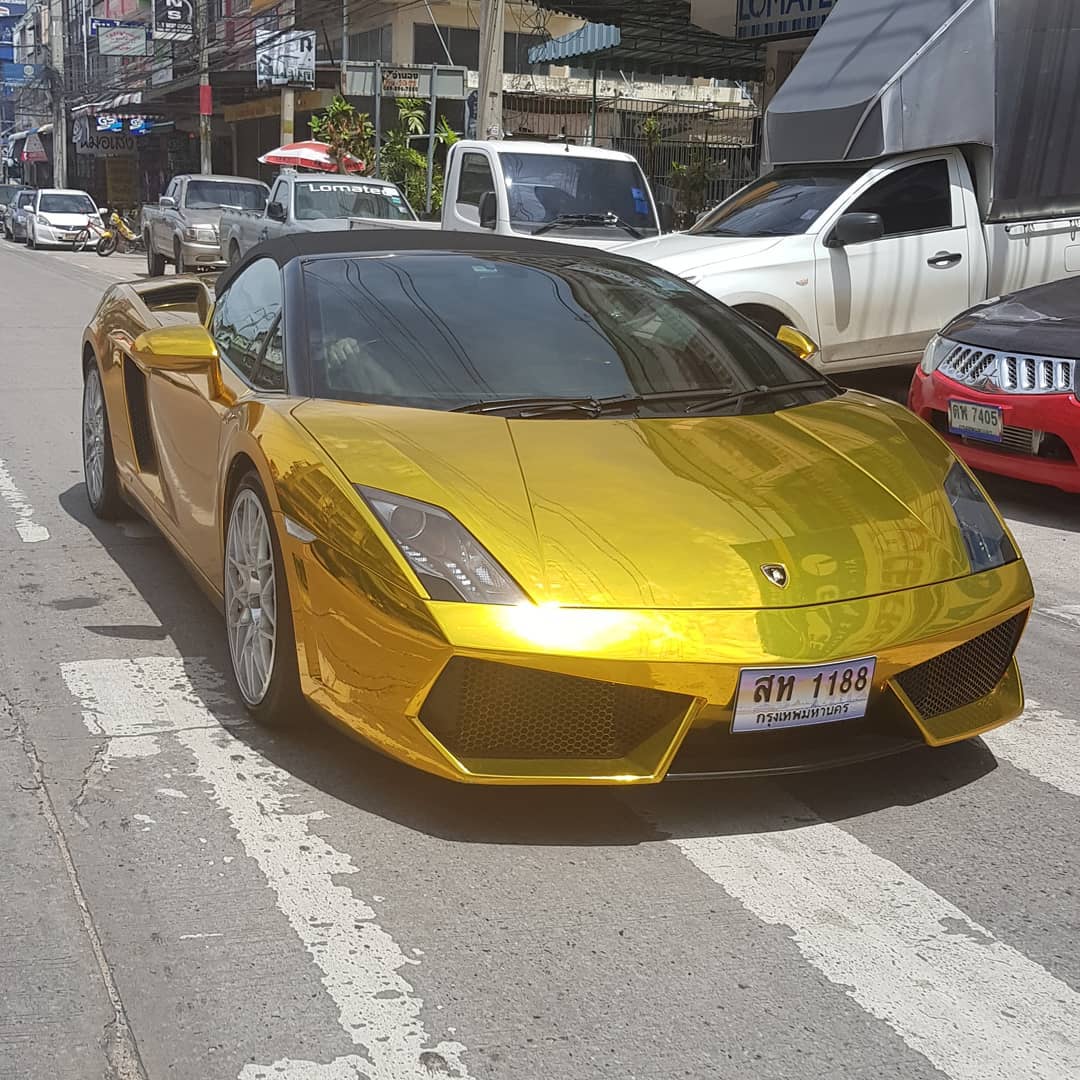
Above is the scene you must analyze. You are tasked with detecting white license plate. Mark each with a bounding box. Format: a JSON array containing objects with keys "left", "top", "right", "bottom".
[
  {"left": 732, "top": 657, "right": 877, "bottom": 733},
  {"left": 948, "top": 399, "right": 1003, "bottom": 442}
]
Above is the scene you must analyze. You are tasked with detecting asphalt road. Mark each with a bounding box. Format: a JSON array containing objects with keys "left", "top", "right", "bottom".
[{"left": 1, "top": 238, "right": 1078, "bottom": 1080}]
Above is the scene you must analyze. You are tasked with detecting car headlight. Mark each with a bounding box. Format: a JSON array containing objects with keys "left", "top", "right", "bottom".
[
  {"left": 920, "top": 334, "right": 953, "bottom": 375},
  {"left": 184, "top": 225, "right": 217, "bottom": 242},
  {"left": 357, "top": 486, "right": 526, "bottom": 605},
  {"left": 944, "top": 462, "right": 1017, "bottom": 573}
]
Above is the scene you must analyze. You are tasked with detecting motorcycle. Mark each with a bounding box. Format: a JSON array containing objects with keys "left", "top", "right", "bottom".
[{"left": 95, "top": 209, "right": 143, "bottom": 257}]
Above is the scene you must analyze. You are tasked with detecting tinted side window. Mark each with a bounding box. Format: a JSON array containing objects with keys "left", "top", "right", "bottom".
[
  {"left": 165, "top": 179, "right": 179, "bottom": 202},
  {"left": 211, "top": 258, "right": 283, "bottom": 381},
  {"left": 457, "top": 153, "right": 495, "bottom": 209},
  {"left": 849, "top": 160, "right": 952, "bottom": 237}
]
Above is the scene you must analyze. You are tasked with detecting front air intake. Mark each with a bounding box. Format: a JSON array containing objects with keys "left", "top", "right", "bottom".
[{"left": 894, "top": 614, "right": 1025, "bottom": 719}]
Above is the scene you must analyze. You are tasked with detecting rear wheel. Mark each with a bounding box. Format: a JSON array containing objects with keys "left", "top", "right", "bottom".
[
  {"left": 97, "top": 232, "right": 117, "bottom": 257},
  {"left": 82, "top": 362, "right": 124, "bottom": 519},
  {"left": 224, "top": 475, "right": 304, "bottom": 725},
  {"left": 146, "top": 236, "right": 165, "bottom": 276}
]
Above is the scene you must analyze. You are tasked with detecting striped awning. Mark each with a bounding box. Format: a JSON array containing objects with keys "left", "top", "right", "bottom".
[
  {"left": 528, "top": 22, "right": 621, "bottom": 64},
  {"left": 70, "top": 91, "right": 144, "bottom": 116}
]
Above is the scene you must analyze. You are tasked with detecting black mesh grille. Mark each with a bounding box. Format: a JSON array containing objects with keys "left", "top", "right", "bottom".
[
  {"left": 420, "top": 658, "right": 689, "bottom": 760},
  {"left": 895, "top": 614, "right": 1024, "bottom": 719}
]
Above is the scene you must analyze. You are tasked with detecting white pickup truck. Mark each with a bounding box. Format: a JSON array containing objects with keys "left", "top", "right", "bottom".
[
  {"left": 219, "top": 172, "right": 426, "bottom": 263},
  {"left": 619, "top": 147, "right": 1080, "bottom": 372},
  {"left": 349, "top": 140, "right": 667, "bottom": 249}
]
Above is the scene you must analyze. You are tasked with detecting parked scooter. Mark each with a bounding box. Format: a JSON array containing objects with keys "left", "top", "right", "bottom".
[{"left": 96, "top": 209, "right": 144, "bottom": 257}]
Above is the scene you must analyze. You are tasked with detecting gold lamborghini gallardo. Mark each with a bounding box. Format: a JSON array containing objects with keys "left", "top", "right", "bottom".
[{"left": 80, "top": 232, "right": 1033, "bottom": 784}]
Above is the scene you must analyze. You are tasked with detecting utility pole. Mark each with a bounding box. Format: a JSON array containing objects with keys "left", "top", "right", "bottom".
[
  {"left": 476, "top": 0, "right": 504, "bottom": 140},
  {"left": 49, "top": 0, "right": 67, "bottom": 186},
  {"left": 197, "top": 0, "right": 212, "bottom": 172}
]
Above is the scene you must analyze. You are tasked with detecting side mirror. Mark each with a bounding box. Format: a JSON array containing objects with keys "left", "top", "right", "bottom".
[
  {"left": 99, "top": 208, "right": 110, "bottom": 220},
  {"left": 776, "top": 325, "right": 819, "bottom": 362},
  {"left": 159, "top": 195, "right": 177, "bottom": 209},
  {"left": 657, "top": 200, "right": 675, "bottom": 232},
  {"left": 131, "top": 325, "right": 219, "bottom": 374},
  {"left": 827, "top": 211, "right": 884, "bottom": 248},
  {"left": 478, "top": 190, "right": 497, "bottom": 229},
  {"left": 267, "top": 200, "right": 286, "bottom": 222}
]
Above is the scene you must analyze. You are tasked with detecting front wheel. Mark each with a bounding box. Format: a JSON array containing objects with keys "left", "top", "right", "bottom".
[
  {"left": 82, "top": 362, "right": 124, "bottom": 519},
  {"left": 146, "top": 237, "right": 165, "bottom": 276},
  {"left": 224, "top": 475, "right": 304, "bottom": 725},
  {"left": 175, "top": 243, "right": 187, "bottom": 275},
  {"left": 97, "top": 233, "right": 117, "bottom": 257},
  {"left": 26, "top": 225, "right": 35, "bottom": 249}
]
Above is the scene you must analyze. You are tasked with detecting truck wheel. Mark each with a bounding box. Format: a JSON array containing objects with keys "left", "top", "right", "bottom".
[
  {"left": 175, "top": 241, "right": 188, "bottom": 275},
  {"left": 228, "top": 241, "right": 241, "bottom": 265},
  {"left": 146, "top": 237, "right": 165, "bottom": 276}
]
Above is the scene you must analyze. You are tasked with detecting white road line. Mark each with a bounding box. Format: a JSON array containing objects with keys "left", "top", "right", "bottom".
[
  {"left": 0, "top": 457, "right": 49, "bottom": 542},
  {"left": 1040, "top": 605, "right": 1080, "bottom": 630},
  {"left": 663, "top": 789, "right": 1080, "bottom": 1080},
  {"left": 60, "top": 657, "right": 472, "bottom": 1080},
  {"left": 983, "top": 699, "right": 1080, "bottom": 798}
]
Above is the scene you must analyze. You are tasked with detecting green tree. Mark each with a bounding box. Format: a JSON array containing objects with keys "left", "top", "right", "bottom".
[
  {"left": 379, "top": 99, "right": 459, "bottom": 214},
  {"left": 308, "top": 95, "right": 374, "bottom": 173}
]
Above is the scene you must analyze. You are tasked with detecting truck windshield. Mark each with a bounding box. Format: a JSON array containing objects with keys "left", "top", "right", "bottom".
[
  {"left": 186, "top": 181, "right": 267, "bottom": 211},
  {"left": 690, "top": 168, "right": 863, "bottom": 238},
  {"left": 294, "top": 182, "right": 415, "bottom": 221},
  {"left": 499, "top": 153, "right": 658, "bottom": 236}
]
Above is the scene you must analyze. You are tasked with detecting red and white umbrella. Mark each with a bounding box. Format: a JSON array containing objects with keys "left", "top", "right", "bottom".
[{"left": 257, "top": 140, "right": 365, "bottom": 174}]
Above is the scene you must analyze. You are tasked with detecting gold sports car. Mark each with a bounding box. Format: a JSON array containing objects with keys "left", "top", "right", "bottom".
[{"left": 80, "top": 232, "right": 1033, "bottom": 784}]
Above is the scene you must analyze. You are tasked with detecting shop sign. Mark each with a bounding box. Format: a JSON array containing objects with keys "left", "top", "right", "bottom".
[
  {"left": 223, "top": 89, "right": 334, "bottom": 124},
  {"left": 342, "top": 62, "right": 468, "bottom": 101},
  {"left": 99, "top": 25, "right": 147, "bottom": 55},
  {"left": 736, "top": 0, "right": 833, "bottom": 40},
  {"left": 76, "top": 125, "right": 136, "bottom": 156},
  {"left": 255, "top": 28, "right": 315, "bottom": 89},
  {"left": 153, "top": 0, "right": 193, "bottom": 42},
  {"left": 1, "top": 61, "right": 42, "bottom": 85},
  {"left": 0, "top": 2, "right": 28, "bottom": 16}
]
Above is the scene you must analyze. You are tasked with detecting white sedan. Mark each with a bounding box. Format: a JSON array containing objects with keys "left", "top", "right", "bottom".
[{"left": 27, "top": 189, "right": 101, "bottom": 249}]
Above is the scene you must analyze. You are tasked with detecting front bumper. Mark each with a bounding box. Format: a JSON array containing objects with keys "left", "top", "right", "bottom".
[
  {"left": 909, "top": 368, "right": 1080, "bottom": 493},
  {"left": 283, "top": 526, "right": 1033, "bottom": 785},
  {"left": 179, "top": 239, "right": 225, "bottom": 267},
  {"left": 34, "top": 222, "right": 86, "bottom": 245}
]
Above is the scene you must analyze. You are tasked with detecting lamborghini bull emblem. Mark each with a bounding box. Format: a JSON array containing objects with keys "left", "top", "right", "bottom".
[{"left": 761, "top": 563, "right": 789, "bottom": 589}]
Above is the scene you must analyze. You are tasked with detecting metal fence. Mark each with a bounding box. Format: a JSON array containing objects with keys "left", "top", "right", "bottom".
[{"left": 501, "top": 90, "right": 762, "bottom": 219}]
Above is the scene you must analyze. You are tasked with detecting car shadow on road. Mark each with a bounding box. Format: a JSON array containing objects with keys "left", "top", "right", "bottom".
[
  {"left": 976, "top": 472, "right": 1080, "bottom": 532},
  {"left": 59, "top": 482, "right": 999, "bottom": 847}
]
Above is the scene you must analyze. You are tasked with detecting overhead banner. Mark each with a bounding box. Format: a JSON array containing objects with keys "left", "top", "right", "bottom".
[
  {"left": 99, "top": 25, "right": 147, "bottom": 56},
  {"left": 153, "top": 0, "right": 193, "bottom": 42},
  {"left": 0, "top": 2, "right": 28, "bottom": 16},
  {"left": 255, "top": 28, "right": 315, "bottom": 89},
  {"left": 736, "top": 0, "right": 834, "bottom": 40}
]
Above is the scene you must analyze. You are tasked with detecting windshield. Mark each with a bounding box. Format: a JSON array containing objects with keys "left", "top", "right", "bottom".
[
  {"left": 0, "top": 187, "right": 17, "bottom": 207},
  {"left": 294, "top": 181, "right": 415, "bottom": 222},
  {"left": 499, "top": 153, "right": 658, "bottom": 236},
  {"left": 690, "top": 168, "right": 863, "bottom": 238},
  {"left": 302, "top": 252, "right": 826, "bottom": 413},
  {"left": 39, "top": 193, "right": 96, "bottom": 215},
  {"left": 185, "top": 181, "right": 267, "bottom": 211}
]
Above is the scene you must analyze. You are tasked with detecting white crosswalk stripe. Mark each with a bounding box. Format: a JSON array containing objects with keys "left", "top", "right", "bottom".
[
  {"left": 61, "top": 656, "right": 473, "bottom": 1080},
  {"left": 661, "top": 787, "right": 1080, "bottom": 1080},
  {"left": 982, "top": 699, "right": 1080, "bottom": 798}
]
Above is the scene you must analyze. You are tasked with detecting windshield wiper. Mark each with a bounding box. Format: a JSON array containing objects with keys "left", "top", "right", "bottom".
[
  {"left": 533, "top": 212, "right": 644, "bottom": 239},
  {"left": 452, "top": 394, "right": 645, "bottom": 418},
  {"left": 683, "top": 379, "right": 831, "bottom": 415}
]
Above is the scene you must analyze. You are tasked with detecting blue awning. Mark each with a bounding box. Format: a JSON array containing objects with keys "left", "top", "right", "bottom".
[{"left": 528, "top": 22, "right": 620, "bottom": 65}]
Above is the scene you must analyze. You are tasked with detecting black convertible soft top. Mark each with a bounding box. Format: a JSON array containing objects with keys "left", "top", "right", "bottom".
[{"left": 214, "top": 228, "right": 609, "bottom": 294}]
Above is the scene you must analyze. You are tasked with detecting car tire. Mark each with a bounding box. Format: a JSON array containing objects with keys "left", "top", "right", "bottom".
[
  {"left": 26, "top": 225, "right": 35, "bottom": 249},
  {"left": 82, "top": 360, "right": 124, "bottom": 520},
  {"left": 224, "top": 473, "right": 304, "bottom": 726},
  {"left": 146, "top": 236, "right": 165, "bottom": 276},
  {"left": 175, "top": 242, "right": 187, "bottom": 275},
  {"left": 228, "top": 241, "right": 241, "bottom": 265}
]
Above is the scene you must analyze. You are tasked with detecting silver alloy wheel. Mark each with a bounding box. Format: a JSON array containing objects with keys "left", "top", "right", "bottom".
[
  {"left": 82, "top": 367, "right": 106, "bottom": 508},
  {"left": 225, "top": 488, "right": 278, "bottom": 706}
]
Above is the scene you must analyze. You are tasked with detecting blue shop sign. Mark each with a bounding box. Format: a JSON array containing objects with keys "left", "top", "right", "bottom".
[{"left": 736, "top": 0, "right": 833, "bottom": 40}]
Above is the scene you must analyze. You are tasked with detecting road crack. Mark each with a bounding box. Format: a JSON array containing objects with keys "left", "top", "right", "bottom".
[
  {"left": 2, "top": 689, "right": 150, "bottom": 1080},
  {"left": 72, "top": 741, "right": 107, "bottom": 829}
]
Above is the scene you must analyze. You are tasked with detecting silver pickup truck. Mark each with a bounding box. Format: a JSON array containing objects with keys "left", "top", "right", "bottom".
[
  {"left": 142, "top": 174, "right": 269, "bottom": 275},
  {"left": 219, "top": 172, "right": 424, "bottom": 263}
]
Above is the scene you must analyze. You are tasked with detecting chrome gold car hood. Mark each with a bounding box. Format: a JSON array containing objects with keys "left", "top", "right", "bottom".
[{"left": 294, "top": 392, "right": 969, "bottom": 610}]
